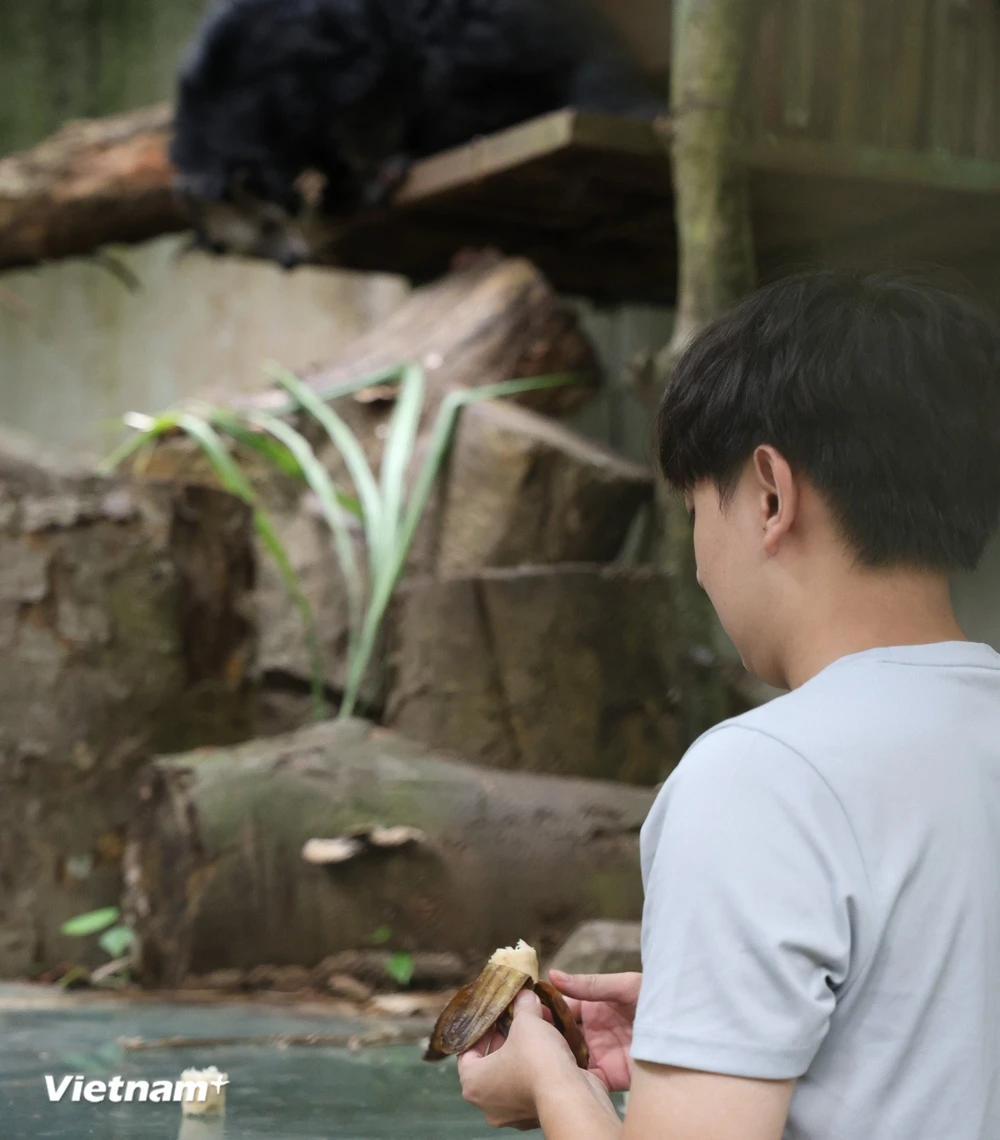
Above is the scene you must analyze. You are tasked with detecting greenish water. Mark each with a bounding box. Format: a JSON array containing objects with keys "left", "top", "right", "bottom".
[{"left": 0, "top": 988, "right": 539, "bottom": 1140}]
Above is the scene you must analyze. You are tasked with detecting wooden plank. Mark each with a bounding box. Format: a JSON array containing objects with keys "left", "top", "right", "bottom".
[
  {"left": 834, "top": 0, "right": 866, "bottom": 145},
  {"left": 973, "top": 0, "right": 999, "bottom": 160},
  {"left": 393, "top": 110, "right": 1000, "bottom": 216},
  {"left": 395, "top": 110, "right": 668, "bottom": 206},
  {"left": 928, "top": 0, "right": 961, "bottom": 152},
  {"left": 742, "top": 133, "right": 1000, "bottom": 193},
  {"left": 860, "top": 0, "right": 896, "bottom": 147},
  {"left": 780, "top": 0, "right": 816, "bottom": 132},
  {"left": 807, "top": 0, "right": 843, "bottom": 141},
  {"left": 952, "top": 0, "right": 976, "bottom": 155},
  {"left": 325, "top": 108, "right": 1000, "bottom": 299},
  {"left": 890, "top": 0, "right": 934, "bottom": 150},
  {"left": 751, "top": 0, "right": 785, "bottom": 137}
]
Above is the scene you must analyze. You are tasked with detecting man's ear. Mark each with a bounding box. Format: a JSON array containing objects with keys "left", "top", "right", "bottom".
[{"left": 752, "top": 445, "right": 797, "bottom": 555}]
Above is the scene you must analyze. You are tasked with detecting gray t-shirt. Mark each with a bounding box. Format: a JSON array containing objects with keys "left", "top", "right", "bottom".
[{"left": 632, "top": 640, "right": 1000, "bottom": 1140}]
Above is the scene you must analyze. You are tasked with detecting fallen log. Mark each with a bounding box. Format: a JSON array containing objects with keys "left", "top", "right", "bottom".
[
  {"left": 123, "top": 719, "right": 652, "bottom": 987},
  {"left": 384, "top": 566, "right": 683, "bottom": 785},
  {"left": 0, "top": 427, "right": 256, "bottom": 976},
  {"left": 0, "top": 105, "right": 183, "bottom": 271}
]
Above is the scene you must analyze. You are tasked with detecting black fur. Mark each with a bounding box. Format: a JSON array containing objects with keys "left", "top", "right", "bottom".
[{"left": 172, "top": 0, "right": 663, "bottom": 248}]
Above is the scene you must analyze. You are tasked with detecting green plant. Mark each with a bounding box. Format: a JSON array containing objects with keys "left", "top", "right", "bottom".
[
  {"left": 103, "top": 362, "right": 579, "bottom": 719},
  {"left": 385, "top": 951, "right": 415, "bottom": 987},
  {"left": 60, "top": 907, "right": 136, "bottom": 986}
]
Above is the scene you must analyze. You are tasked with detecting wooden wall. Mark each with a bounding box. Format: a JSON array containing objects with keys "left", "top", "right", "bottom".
[
  {"left": 607, "top": 0, "right": 1000, "bottom": 162},
  {"left": 749, "top": 0, "right": 1000, "bottom": 160}
]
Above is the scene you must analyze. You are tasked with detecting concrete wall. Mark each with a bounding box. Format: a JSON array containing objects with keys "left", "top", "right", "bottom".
[{"left": 0, "top": 236, "right": 410, "bottom": 458}]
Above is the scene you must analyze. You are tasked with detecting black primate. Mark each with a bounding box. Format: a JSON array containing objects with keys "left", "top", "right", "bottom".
[{"left": 171, "top": 0, "right": 663, "bottom": 262}]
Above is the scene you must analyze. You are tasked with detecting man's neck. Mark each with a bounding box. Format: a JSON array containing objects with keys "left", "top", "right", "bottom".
[{"left": 777, "top": 569, "right": 967, "bottom": 690}]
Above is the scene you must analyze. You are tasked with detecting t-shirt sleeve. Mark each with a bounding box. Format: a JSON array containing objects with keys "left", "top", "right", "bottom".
[{"left": 631, "top": 724, "right": 870, "bottom": 1080}]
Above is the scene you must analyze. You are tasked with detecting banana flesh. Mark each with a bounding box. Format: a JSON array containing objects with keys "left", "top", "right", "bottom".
[{"left": 423, "top": 942, "right": 590, "bottom": 1069}]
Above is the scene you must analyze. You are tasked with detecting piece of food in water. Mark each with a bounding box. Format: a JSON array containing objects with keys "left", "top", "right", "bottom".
[
  {"left": 423, "top": 939, "right": 589, "bottom": 1068},
  {"left": 178, "top": 1066, "right": 228, "bottom": 1116}
]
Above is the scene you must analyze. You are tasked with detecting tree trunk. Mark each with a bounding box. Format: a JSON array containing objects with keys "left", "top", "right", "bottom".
[
  {"left": 0, "top": 106, "right": 183, "bottom": 271},
  {"left": 0, "top": 428, "right": 256, "bottom": 976},
  {"left": 651, "top": 0, "right": 765, "bottom": 742},
  {"left": 661, "top": 0, "right": 763, "bottom": 365},
  {"left": 123, "top": 719, "right": 653, "bottom": 987}
]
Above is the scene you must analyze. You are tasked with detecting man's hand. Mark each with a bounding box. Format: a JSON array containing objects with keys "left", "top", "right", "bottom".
[
  {"left": 458, "top": 988, "right": 616, "bottom": 1131},
  {"left": 548, "top": 969, "right": 641, "bottom": 1092}
]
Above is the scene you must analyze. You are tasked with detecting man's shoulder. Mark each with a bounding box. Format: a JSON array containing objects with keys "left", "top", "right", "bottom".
[
  {"left": 664, "top": 665, "right": 887, "bottom": 807},
  {"left": 676, "top": 643, "right": 1000, "bottom": 811},
  {"left": 704, "top": 649, "right": 927, "bottom": 762}
]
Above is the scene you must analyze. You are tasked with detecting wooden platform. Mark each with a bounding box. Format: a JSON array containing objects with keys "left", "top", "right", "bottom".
[
  {"left": 328, "top": 110, "right": 1000, "bottom": 303},
  {"left": 331, "top": 111, "right": 676, "bottom": 302}
]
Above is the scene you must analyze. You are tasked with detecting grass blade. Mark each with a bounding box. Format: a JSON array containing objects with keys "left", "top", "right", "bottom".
[
  {"left": 198, "top": 405, "right": 363, "bottom": 518},
  {"left": 171, "top": 411, "right": 328, "bottom": 720},
  {"left": 339, "top": 372, "right": 578, "bottom": 718},
  {"left": 398, "top": 374, "right": 581, "bottom": 566},
  {"left": 261, "top": 360, "right": 407, "bottom": 416},
  {"left": 246, "top": 409, "right": 365, "bottom": 658},
  {"left": 378, "top": 363, "right": 424, "bottom": 557},
  {"left": 98, "top": 429, "right": 154, "bottom": 475},
  {"left": 266, "top": 364, "right": 385, "bottom": 562}
]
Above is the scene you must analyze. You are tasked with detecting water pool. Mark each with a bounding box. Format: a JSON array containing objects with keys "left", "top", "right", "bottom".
[{"left": 0, "top": 985, "right": 542, "bottom": 1140}]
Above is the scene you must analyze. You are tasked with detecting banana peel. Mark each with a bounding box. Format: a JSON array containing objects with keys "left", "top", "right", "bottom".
[{"left": 423, "top": 940, "right": 589, "bottom": 1069}]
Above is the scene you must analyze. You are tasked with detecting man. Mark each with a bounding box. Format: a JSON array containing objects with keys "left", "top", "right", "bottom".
[{"left": 457, "top": 270, "right": 1000, "bottom": 1139}]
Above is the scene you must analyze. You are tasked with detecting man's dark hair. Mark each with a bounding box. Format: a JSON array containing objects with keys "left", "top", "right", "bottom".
[{"left": 655, "top": 270, "right": 1000, "bottom": 571}]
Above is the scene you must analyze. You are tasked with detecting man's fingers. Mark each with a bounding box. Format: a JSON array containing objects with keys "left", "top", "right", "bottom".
[
  {"left": 561, "top": 995, "right": 583, "bottom": 1020},
  {"left": 459, "top": 1025, "right": 503, "bottom": 1065},
  {"left": 547, "top": 969, "right": 642, "bottom": 1005},
  {"left": 512, "top": 989, "right": 542, "bottom": 1018}
]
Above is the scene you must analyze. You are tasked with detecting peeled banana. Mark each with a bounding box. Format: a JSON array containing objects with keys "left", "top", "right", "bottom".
[{"left": 423, "top": 940, "right": 589, "bottom": 1069}]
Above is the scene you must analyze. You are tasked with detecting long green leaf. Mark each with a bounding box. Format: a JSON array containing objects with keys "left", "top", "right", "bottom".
[
  {"left": 378, "top": 363, "right": 424, "bottom": 561},
  {"left": 261, "top": 360, "right": 408, "bottom": 416},
  {"left": 397, "top": 374, "right": 581, "bottom": 576},
  {"left": 187, "top": 402, "right": 363, "bottom": 519},
  {"left": 266, "top": 365, "right": 385, "bottom": 562},
  {"left": 98, "top": 430, "right": 153, "bottom": 475},
  {"left": 245, "top": 409, "right": 365, "bottom": 657},
  {"left": 170, "top": 412, "right": 328, "bottom": 720},
  {"left": 206, "top": 412, "right": 307, "bottom": 482},
  {"left": 61, "top": 908, "right": 120, "bottom": 937},
  {"left": 100, "top": 404, "right": 334, "bottom": 718},
  {"left": 338, "top": 372, "right": 579, "bottom": 718}
]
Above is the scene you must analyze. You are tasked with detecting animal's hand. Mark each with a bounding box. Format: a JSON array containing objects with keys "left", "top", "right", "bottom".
[{"left": 547, "top": 970, "right": 641, "bottom": 1093}]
